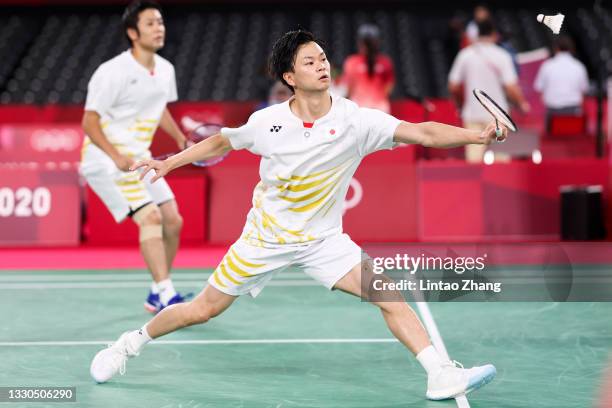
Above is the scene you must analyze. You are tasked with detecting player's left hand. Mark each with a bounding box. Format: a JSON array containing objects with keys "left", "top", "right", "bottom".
[
  {"left": 480, "top": 122, "right": 508, "bottom": 145},
  {"left": 130, "top": 159, "right": 170, "bottom": 183}
]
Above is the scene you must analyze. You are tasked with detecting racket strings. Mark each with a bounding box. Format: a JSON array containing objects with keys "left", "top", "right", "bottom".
[{"left": 472, "top": 89, "right": 518, "bottom": 132}]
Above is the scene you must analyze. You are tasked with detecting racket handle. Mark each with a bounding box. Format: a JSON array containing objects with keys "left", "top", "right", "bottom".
[{"left": 495, "top": 128, "right": 503, "bottom": 138}]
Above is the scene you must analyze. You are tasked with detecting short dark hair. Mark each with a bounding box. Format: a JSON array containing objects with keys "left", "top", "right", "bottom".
[
  {"left": 477, "top": 19, "right": 496, "bottom": 37},
  {"left": 268, "top": 30, "right": 325, "bottom": 92},
  {"left": 554, "top": 35, "right": 575, "bottom": 53},
  {"left": 122, "top": 0, "right": 162, "bottom": 45}
]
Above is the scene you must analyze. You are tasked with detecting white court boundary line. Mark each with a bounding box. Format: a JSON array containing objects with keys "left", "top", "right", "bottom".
[
  {"left": 416, "top": 302, "right": 471, "bottom": 408},
  {"left": 0, "top": 338, "right": 398, "bottom": 347},
  {"left": 0, "top": 280, "right": 318, "bottom": 289}
]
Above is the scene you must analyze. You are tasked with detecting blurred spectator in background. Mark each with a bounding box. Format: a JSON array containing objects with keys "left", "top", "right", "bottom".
[
  {"left": 534, "top": 35, "right": 588, "bottom": 130},
  {"left": 342, "top": 24, "right": 395, "bottom": 113},
  {"left": 497, "top": 27, "right": 520, "bottom": 75},
  {"left": 448, "top": 19, "right": 529, "bottom": 163},
  {"left": 465, "top": 5, "right": 492, "bottom": 46},
  {"left": 256, "top": 80, "right": 293, "bottom": 111}
]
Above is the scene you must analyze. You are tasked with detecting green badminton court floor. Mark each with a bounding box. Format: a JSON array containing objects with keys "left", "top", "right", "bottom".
[{"left": 1, "top": 268, "right": 611, "bottom": 408}]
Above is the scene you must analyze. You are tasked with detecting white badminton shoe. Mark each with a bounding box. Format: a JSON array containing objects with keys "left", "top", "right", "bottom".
[
  {"left": 426, "top": 360, "right": 496, "bottom": 400},
  {"left": 90, "top": 332, "right": 140, "bottom": 383}
]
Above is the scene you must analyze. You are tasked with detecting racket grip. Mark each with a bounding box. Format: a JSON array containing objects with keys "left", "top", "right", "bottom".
[{"left": 495, "top": 128, "right": 503, "bottom": 138}]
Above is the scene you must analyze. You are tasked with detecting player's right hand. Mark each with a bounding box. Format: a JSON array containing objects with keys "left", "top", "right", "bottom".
[
  {"left": 130, "top": 159, "right": 169, "bottom": 183},
  {"left": 113, "top": 155, "right": 135, "bottom": 172}
]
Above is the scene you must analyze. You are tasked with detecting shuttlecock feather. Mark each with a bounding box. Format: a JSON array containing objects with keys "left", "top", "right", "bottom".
[{"left": 537, "top": 13, "right": 565, "bottom": 35}]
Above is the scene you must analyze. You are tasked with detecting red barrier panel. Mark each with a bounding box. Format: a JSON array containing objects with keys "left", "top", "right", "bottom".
[
  {"left": 0, "top": 124, "right": 83, "bottom": 163},
  {"left": 0, "top": 166, "right": 80, "bottom": 246},
  {"left": 84, "top": 173, "right": 208, "bottom": 245},
  {"left": 345, "top": 145, "right": 418, "bottom": 242},
  {"left": 418, "top": 159, "right": 608, "bottom": 241},
  {"left": 206, "top": 150, "right": 261, "bottom": 244}
]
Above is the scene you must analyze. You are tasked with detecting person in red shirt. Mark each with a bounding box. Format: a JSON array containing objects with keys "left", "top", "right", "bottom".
[{"left": 342, "top": 24, "right": 395, "bottom": 113}]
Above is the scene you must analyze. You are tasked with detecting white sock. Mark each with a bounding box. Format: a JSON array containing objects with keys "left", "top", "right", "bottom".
[
  {"left": 125, "top": 325, "right": 152, "bottom": 355},
  {"left": 416, "top": 345, "right": 444, "bottom": 377},
  {"left": 150, "top": 282, "right": 159, "bottom": 295},
  {"left": 158, "top": 278, "right": 177, "bottom": 305}
]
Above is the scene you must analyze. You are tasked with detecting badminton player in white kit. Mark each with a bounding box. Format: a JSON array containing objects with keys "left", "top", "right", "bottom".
[
  {"left": 81, "top": 0, "right": 190, "bottom": 313},
  {"left": 90, "top": 30, "right": 507, "bottom": 401}
]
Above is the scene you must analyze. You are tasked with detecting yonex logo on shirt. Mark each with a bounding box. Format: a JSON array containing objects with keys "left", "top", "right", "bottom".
[{"left": 270, "top": 125, "right": 282, "bottom": 133}]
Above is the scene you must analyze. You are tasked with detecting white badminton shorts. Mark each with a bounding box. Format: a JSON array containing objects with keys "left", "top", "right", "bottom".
[
  {"left": 81, "top": 164, "right": 174, "bottom": 223},
  {"left": 209, "top": 233, "right": 363, "bottom": 297}
]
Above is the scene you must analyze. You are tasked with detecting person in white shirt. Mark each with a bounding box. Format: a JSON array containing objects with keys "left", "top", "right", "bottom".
[
  {"left": 449, "top": 19, "right": 529, "bottom": 162},
  {"left": 90, "top": 29, "right": 505, "bottom": 401},
  {"left": 534, "top": 35, "right": 589, "bottom": 129},
  {"left": 81, "top": 0, "right": 190, "bottom": 313}
]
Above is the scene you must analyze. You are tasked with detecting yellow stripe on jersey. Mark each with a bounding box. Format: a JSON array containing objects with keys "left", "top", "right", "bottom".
[
  {"left": 212, "top": 271, "right": 227, "bottom": 288},
  {"left": 226, "top": 255, "right": 256, "bottom": 278},
  {"left": 135, "top": 136, "right": 154, "bottom": 142},
  {"left": 115, "top": 179, "right": 140, "bottom": 186},
  {"left": 278, "top": 171, "right": 337, "bottom": 193},
  {"left": 278, "top": 178, "right": 338, "bottom": 203},
  {"left": 121, "top": 187, "right": 144, "bottom": 194},
  {"left": 260, "top": 209, "right": 303, "bottom": 236},
  {"left": 231, "top": 248, "right": 265, "bottom": 268},
  {"left": 289, "top": 182, "right": 337, "bottom": 213},
  {"left": 128, "top": 126, "right": 155, "bottom": 132},
  {"left": 136, "top": 118, "right": 158, "bottom": 124},
  {"left": 127, "top": 195, "right": 146, "bottom": 202},
  {"left": 219, "top": 263, "right": 241, "bottom": 285}
]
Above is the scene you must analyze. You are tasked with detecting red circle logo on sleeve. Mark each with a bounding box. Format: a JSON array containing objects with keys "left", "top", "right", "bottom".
[{"left": 330, "top": 129, "right": 336, "bottom": 135}]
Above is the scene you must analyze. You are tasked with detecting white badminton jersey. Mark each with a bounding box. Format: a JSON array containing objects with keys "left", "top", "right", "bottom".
[
  {"left": 81, "top": 50, "right": 177, "bottom": 169},
  {"left": 222, "top": 94, "right": 401, "bottom": 247}
]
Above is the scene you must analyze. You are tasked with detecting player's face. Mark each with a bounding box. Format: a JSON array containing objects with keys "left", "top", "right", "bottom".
[
  {"left": 285, "top": 42, "right": 331, "bottom": 92},
  {"left": 132, "top": 8, "right": 165, "bottom": 51}
]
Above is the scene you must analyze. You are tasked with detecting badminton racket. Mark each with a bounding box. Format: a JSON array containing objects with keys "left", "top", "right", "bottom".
[
  {"left": 472, "top": 88, "right": 518, "bottom": 142},
  {"left": 155, "top": 123, "right": 226, "bottom": 167}
]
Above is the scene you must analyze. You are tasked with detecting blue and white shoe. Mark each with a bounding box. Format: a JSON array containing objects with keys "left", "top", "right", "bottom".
[
  {"left": 157, "top": 292, "right": 193, "bottom": 312},
  {"left": 426, "top": 361, "right": 496, "bottom": 400},
  {"left": 144, "top": 291, "right": 161, "bottom": 313}
]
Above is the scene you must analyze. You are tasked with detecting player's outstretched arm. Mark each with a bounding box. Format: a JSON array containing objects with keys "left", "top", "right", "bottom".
[
  {"left": 131, "top": 133, "right": 233, "bottom": 182},
  {"left": 393, "top": 121, "right": 506, "bottom": 148}
]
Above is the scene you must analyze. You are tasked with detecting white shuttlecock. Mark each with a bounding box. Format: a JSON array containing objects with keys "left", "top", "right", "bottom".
[{"left": 537, "top": 13, "right": 565, "bottom": 34}]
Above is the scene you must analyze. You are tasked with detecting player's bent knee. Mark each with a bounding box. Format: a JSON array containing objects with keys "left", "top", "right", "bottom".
[
  {"left": 133, "top": 203, "right": 162, "bottom": 226},
  {"left": 164, "top": 213, "right": 183, "bottom": 231},
  {"left": 139, "top": 224, "right": 163, "bottom": 242},
  {"left": 190, "top": 307, "right": 211, "bottom": 325},
  {"left": 132, "top": 203, "right": 163, "bottom": 242},
  {"left": 185, "top": 302, "right": 221, "bottom": 325}
]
